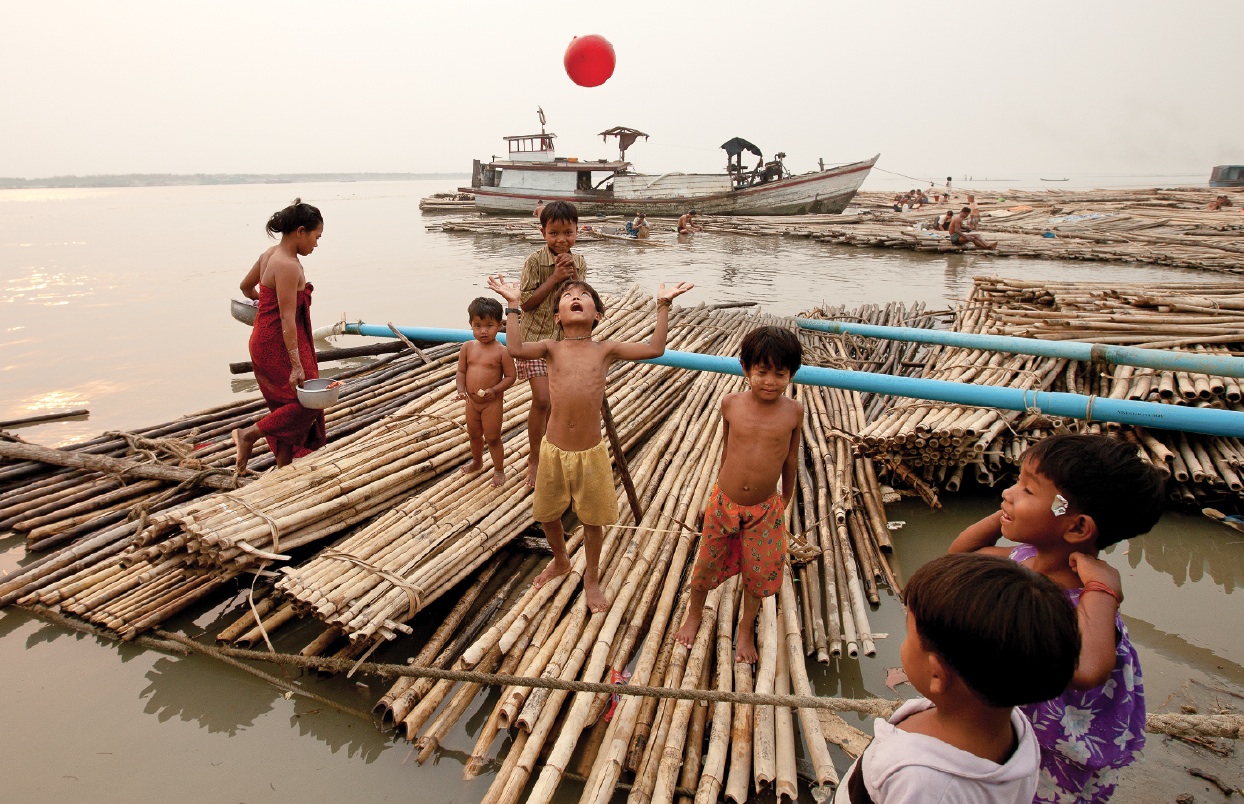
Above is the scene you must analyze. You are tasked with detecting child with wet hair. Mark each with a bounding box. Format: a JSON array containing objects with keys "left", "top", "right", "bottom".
[
  {"left": 837, "top": 553, "right": 1079, "bottom": 803},
  {"left": 674, "top": 326, "right": 805, "bottom": 663},
  {"left": 950, "top": 433, "right": 1167, "bottom": 803},
  {"left": 455, "top": 297, "right": 516, "bottom": 487}
]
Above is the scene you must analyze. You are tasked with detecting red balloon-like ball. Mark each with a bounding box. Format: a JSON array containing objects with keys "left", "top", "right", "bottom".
[{"left": 564, "top": 35, "right": 616, "bottom": 88}]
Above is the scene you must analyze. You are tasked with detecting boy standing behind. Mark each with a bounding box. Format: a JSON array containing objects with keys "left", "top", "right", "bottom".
[
  {"left": 455, "top": 297, "right": 516, "bottom": 487},
  {"left": 517, "top": 200, "right": 586, "bottom": 487},
  {"left": 674, "top": 326, "right": 804, "bottom": 663},
  {"left": 487, "top": 275, "right": 693, "bottom": 612}
]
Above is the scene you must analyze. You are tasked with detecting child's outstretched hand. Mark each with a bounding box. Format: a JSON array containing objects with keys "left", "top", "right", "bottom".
[
  {"left": 1069, "top": 552, "right": 1123, "bottom": 601},
  {"left": 487, "top": 274, "right": 521, "bottom": 304},
  {"left": 657, "top": 282, "right": 694, "bottom": 304}
]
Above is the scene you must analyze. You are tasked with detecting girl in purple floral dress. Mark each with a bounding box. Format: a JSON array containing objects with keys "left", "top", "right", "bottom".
[{"left": 949, "top": 434, "right": 1166, "bottom": 802}]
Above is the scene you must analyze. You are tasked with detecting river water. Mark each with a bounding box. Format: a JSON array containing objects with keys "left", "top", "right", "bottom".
[{"left": 1, "top": 180, "right": 1241, "bottom": 801}]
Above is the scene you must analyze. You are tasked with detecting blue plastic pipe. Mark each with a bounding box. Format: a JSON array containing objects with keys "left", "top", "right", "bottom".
[
  {"left": 345, "top": 323, "right": 1244, "bottom": 438},
  {"left": 796, "top": 318, "right": 1244, "bottom": 379}
]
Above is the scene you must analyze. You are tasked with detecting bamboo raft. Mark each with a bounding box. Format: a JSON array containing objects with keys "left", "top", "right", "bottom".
[
  {"left": 830, "top": 276, "right": 1244, "bottom": 510},
  {"left": 435, "top": 186, "right": 1244, "bottom": 272},
  {"left": 5, "top": 281, "right": 1244, "bottom": 800}
]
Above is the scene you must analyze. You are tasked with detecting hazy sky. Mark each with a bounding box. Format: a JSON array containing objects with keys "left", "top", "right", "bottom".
[{"left": 4, "top": 1, "right": 1240, "bottom": 181}]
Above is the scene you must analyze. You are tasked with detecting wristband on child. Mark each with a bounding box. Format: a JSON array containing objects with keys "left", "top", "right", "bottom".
[
  {"left": 1082, "top": 580, "right": 1122, "bottom": 605},
  {"left": 506, "top": 307, "right": 521, "bottom": 316}
]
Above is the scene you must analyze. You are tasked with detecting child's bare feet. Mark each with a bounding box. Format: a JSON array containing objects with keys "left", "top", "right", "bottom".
[
  {"left": 735, "top": 620, "right": 759, "bottom": 664},
  {"left": 584, "top": 579, "right": 609, "bottom": 613},
  {"left": 525, "top": 459, "right": 538, "bottom": 488},
  {"left": 461, "top": 459, "right": 484, "bottom": 476},
  {"left": 490, "top": 469, "right": 505, "bottom": 487},
  {"left": 532, "top": 557, "right": 572, "bottom": 589},
  {"left": 674, "top": 612, "right": 701, "bottom": 649},
  {"left": 231, "top": 428, "right": 252, "bottom": 476}
]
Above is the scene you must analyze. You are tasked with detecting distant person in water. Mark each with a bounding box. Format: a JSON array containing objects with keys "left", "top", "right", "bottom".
[
  {"left": 677, "top": 209, "right": 699, "bottom": 234},
  {"left": 533, "top": 199, "right": 546, "bottom": 219},
  {"left": 625, "top": 211, "right": 650, "bottom": 238},
  {"left": 1208, "top": 195, "right": 1233, "bottom": 211},
  {"left": 232, "top": 199, "right": 327, "bottom": 474},
  {"left": 949, "top": 207, "right": 997, "bottom": 250}
]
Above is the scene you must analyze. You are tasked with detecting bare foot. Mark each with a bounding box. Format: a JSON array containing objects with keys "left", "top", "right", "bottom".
[
  {"left": 460, "top": 459, "right": 484, "bottom": 476},
  {"left": 584, "top": 579, "right": 609, "bottom": 613},
  {"left": 231, "top": 428, "right": 252, "bottom": 476},
  {"left": 674, "top": 612, "right": 701, "bottom": 649},
  {"left": 490, "top": 469, "right": 505, "bottom": 488},
  {"left": 735, "top": 622, "right": 759, "bottom": 664},
  {"left": 986, "top": 241, "right": 999, "bottom": 250},
  {"left": 525, "top": 460, "right": 538, "bottom": 489},
  {"left": 532, "top": 557, "right": 572, "bottom": 589}
]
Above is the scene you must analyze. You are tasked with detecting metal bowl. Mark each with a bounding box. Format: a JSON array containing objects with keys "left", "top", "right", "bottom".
[
  {"left": 231, "top": 299, "right": 259, "bottom": 326},
  {"left": 296, "top": 378, "right": 341, "bottom": 410}
]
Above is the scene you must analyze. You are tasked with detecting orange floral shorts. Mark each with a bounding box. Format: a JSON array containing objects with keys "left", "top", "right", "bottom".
[{"left": 689, "top": 484, "right": 787, "bottom": 598}]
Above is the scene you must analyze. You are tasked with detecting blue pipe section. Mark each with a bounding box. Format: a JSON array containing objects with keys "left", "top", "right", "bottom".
[
  {"left": 346, "top": 323, "right": 1244, "bottom": 438},
  {"left": 796, "top": 318, "right": 1244, "bottom": 379}
]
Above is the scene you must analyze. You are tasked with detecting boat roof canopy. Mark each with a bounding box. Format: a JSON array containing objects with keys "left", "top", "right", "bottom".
[{"left": 721, "top": 137, "right": 762, "bottom": 158}]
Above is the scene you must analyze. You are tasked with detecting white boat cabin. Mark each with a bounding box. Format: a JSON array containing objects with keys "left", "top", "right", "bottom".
[{"left": 472, "top": 132, "right": 628, "bottom": 196}]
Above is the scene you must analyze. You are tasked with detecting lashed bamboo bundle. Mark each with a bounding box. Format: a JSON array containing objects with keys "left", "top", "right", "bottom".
[{"left": 833, "top": 277, "right": 1244, "bottom": 511}]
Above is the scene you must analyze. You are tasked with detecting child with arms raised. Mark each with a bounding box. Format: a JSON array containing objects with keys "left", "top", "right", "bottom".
[
  {"left": 674, "top": 326, "right": 804, "bottom": 663},
  {"left": 455, "top": 297, "right": 516, "bottom": 487},
  {"left": 837, "top": 553, "right": 1080, "bottom": 803},
  {"left": 516, "top": 200, "right": 587, "bottom": 487},
  {"left": 488, "top": 275, "right": 693, "bottom": 612},
  {"left": 950, "top": 433, "right": 1166, "bottom": 803}
]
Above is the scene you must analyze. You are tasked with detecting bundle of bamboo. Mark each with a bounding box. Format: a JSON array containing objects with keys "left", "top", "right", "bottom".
[{"left": 828, "top": 277, "right": 1244, "bottom": 511}]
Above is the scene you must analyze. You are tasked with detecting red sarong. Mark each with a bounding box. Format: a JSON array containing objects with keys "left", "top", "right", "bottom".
[{"left": 248, "top": 283, "right": 326, "bottom": 459}]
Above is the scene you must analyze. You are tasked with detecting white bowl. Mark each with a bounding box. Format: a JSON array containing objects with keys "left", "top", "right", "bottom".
[
  {"left": 231, "top": 299, "right": 259, "bottom": 326},
  {"left": 297, "top": 378, "right": 341, "bottom": 409}
]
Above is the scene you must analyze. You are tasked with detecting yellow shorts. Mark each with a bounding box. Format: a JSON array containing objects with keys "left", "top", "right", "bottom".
[{"left": 532, "top": 438, "right": 618, "bottom": 526}]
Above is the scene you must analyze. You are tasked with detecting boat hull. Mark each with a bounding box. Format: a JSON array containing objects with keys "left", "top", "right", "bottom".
[{"left": 462, "top": 155, "right": 878, "bottom": 216}]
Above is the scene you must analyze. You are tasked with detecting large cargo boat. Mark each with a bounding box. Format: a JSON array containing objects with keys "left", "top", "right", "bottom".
[{"left": 462, "top": 113, "right": 876, "bottom": 217}]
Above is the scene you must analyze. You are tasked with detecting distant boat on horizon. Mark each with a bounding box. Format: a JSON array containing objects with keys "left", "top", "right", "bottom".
[{"left": 1040, "top": 178, "right": 1070, "bottom": 182}]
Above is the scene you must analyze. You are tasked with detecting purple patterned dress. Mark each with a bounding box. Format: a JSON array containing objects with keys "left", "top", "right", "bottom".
[{"left": 1009, "top": 545, "right": 1145, "bottom": 803}]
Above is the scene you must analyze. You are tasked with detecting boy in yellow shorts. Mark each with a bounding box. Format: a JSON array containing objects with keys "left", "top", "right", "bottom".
[{"left": 488, "top": 274, "right": 693, "bottom": 613}]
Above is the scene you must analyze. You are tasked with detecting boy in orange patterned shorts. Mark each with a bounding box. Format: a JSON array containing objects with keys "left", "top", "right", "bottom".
[{"left": 674, "top": 326, "right": 804, "bottom": 663}]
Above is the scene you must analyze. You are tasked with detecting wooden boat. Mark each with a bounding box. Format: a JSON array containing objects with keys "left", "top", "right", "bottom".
[
  {"left": 461, "top": 112, "right": 877, "bottom": 217},
  {"left": 1210, "top": 165, "right": 1244, "bottom": 188}
]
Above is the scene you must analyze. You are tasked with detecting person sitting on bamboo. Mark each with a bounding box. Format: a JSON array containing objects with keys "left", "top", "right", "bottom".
[
  {"left": 487, "top": 275, "right": 694, "bottom": 613},
  {"left": 948, "top": 207, "right": 998, "bottom": 250},
  {"left": 835, "top": 553, "right": 1079, "bottom": 803},
  {"left": 456, "top": 297, "right": 516, "bottom": 487},
  {"left": 674, "top": 326, "right": 804, "bottom": 663}
]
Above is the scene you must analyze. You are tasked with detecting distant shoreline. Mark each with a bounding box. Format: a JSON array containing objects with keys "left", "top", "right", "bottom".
[{"left": 0, "top": 173, "right": 469, "bottom": 190}]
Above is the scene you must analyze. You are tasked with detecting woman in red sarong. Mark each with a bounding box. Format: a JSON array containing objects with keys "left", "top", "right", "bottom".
[{"left": 231, "top": 199, "right": 328, "bottom": 474}]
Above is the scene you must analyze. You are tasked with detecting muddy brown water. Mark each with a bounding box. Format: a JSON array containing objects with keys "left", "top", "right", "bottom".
[{"left": 2, "top": 181, "right": 1241, "bottom": 802}]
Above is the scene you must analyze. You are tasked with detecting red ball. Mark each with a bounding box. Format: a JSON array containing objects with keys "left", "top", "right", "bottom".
[{"left": 564, "top": 35, "right": 616, "bottom": 88}]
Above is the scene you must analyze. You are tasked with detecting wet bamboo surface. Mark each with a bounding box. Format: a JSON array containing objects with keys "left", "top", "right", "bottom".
[{"left": 435, "top": 186, "right": 1244, "bottom": 272}]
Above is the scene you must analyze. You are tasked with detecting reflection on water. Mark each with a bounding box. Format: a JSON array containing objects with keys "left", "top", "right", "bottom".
[
  {"left": 1, "top": 269, "right": 93, "bottom": 306},
  {"left": 1124, "top": 513, "right": 1244, "bottom": 593},
  {"left": 142, "top": 655, "right": 275, "bottom": 736}
]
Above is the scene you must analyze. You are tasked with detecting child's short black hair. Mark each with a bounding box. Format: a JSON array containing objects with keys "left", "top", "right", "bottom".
[
  {"left": 467, "top": 297, "right": 503, "bottom": 323},
  {"left": 1023, "top": 433, "right": 1166, "bottom": 549},
  {"left": 540, "top": 200, "right": 579, "bottom": 228},
  {"left": 554, "top": 280, "right": 605, "bottom": 331},
  {"left": 906, "top": 553, "right": 1079, "bottom": 708},
  {"left": 740, "top": 327, "right": 802, "bottom": 375}
]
